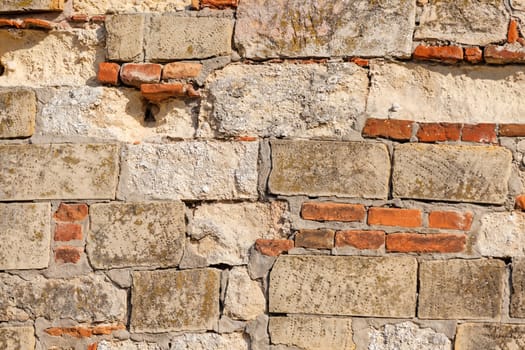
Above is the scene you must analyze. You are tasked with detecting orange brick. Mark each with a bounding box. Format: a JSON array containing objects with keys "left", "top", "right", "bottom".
[
  {"left": 462, "top": 123, "right": 497, "bottom": 143},
  {"left": 350, "top": 57, "right": 369, "bottom": 67},
  {"left": 55, "top": 246, "right": 82, "bottom": 264},
  {"left": 0, "top": 19, "right": 22, "bottom": 28},
  {"left": 335, "top": 230, "right": 385, "bottom": 250},
  {"left": 92, "top": 323, "right": 126, "bottom": 335},
  {"left": 509, "top": 19, "right": 519, "bottom": 43},
  {"left": 90, "top": 15, "right": 106, "bottom": 23},
  {"left": 23, "top": 18, "right": 55, "bottom": 30},
  {"left": 97, "top": 62, "right": 120, "bottom": 86},
  {"left": 484, "top": 45, "right": 525, "bottom": 64},
  {"left": 201, "top": 0, "right": 238, "bottom": 8},
  {"left": 416, "top": 123, "right": 461, "bottom": 142},
  {"left": 413, "top": 45, "right": 463, "bottom": 63},
  {"left": 428, "top": 211, "right": 473, "bottom": 231},
  {"left": 69, "top": 14, "right": 89, "bottom": 22},
  {"left": 368, "top": 207, "right": 422, "bottom": 228},
  {"left": 362, "top": 118, "right": 413, "bottom": 141},
  {"left": 301, "top": 202, "right": 365, "bottom": 222},
  {"left": 54, "top": 203, "right": 88, "bottom": 222},
  {"left": 162, "top": 62, "right": 202, "bottom": 80},
  {"left": 516, "top": 195, "right": 525, "bottom": 210},
  {"left": 141, "top": 83, "right": 200, "bottom": 103},
  {"left": 464, "top": 47, "right": 483, "bottom": 64},
  {"left": 54, "top": 223, "right": 83, "bottom": 241},
  {"left": 386, "top": 233, "right": 466, "bottom": 253},
  {"left": 499, "top": 124, "right": 525, "bottom": 137},
  {"left": 120, "top": 63, "right": 162, "bottom": 88},
  {"left": 88, "top": 344, "right": 98, "bottom": 350},
  {"left": 295, "top": 229, "right": 335, "bottom": 249},
  {"left": 255, "top": 239, "right": 293, "bottom": 256}
]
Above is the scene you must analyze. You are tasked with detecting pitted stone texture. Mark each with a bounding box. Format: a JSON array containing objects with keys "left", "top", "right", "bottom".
[
  {"left": 270, "top": 255, "right": 417, "bottom": 317},
  {"left": 235, "top": 0, "right": 415, "bottom": 59},
  {"left": 146, "top": 15, "right": 233, "bottom": 60},
  {"left": 455, "top": 323, "right": 525, "bottom": 350},
  {"left": 511, "top": 258, "right": 525, "bottom": 317},
  {"left": 0, "top": 144, "right": 119, "bottom": 201},
  {"left": 88, "top": 202, "right": 185, "bottom": 269},
  {"left": 131, "top": 269, "right": 220, "bottom": 333},
  {"left": 97, "top": 340, "right": 162, "bottom": 350},
  {"left": 418, "top": 259, "right": 505, "bottom": 320},
  {"left": 269, "top": 140, "right": 390, "bottom": 199},
  {"left": 368, "top": 322, "right": 451, "bottom": 350},
  {"left": 415, "top": 0, "right": 508, "bottom": 45},
  {"left": 200, "top": 63, "right": 368, "bottom": 139},
  {"left": 74, "top": 0, "right": 190, "bottom": 14},
  {"left": 0, "top": 89, "right": 36, "bottom": 138},
  {"left": 0, "top": 0, "right": 63, "bottom": 12},
  {"left": 168, "top": 333, "right": 249, "bottom": 350},
  {"left": 477, "top": 212, "right": 525, "bottom": 257},
  {"left": 393, "top": 144, "right": 511, "bottom": 204},
  {"left": 106, "top": 15, "right": 144, "bottom": 62},
  {"left": 269, "top": 316, "right": 355, "bottom": 350},
  {"left": 0, "top": 273, "right": 127, "bottom": 322},
  {"left": 224, "top": 267, "right": 266, "bottom": 320},
  {"left": 0, "top": 327, "right": 35, "bottom": 350},
  {"left": 118, "top": 141, "right": 258, "bottom": 201},
  {"left": 183, "top": 201, "right": 290, "bottom": 267},
  {"left": 367, "top": 62, "right": 525, "bottom": 123},
  {"left": 0, "top": 203, "right": 50, "bottom": 270}
]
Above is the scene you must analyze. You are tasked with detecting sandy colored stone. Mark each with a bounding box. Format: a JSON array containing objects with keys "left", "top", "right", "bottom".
[
  {"left": 88, "top": 202, "right": 185, "bottom": 269},
  {"left": 455, "top": 323, "right": 525, "bottom": 350},
  {"left": 418, "top": 259, "right": 505, "bottom": 320},
  {"left": 235, "top": 0, "right": 415, "bottom": 59},
  {"left": 224, "top": 267, "right": 266, "bottom": 321},
  {"left": 0, "top": 0, "right": 63, "bottom": 12},
  {"left": 0, "top": 89, "right": 35, "bottom": 138},
  {"left": 131, "top": 269, "right": 220, "bottom": 333},
  {"left": 0, "top": 143, "right": 120, "bottom": 200},
  {"left": 168, "top": 333, "right": 248, "bottom": 350},
  {"left": 269, "top": 316, "right": 355, "bottom": 350},
  {"left": 270, "top": 255, "right": 417, "bottom": 317},
  {"left": 146, "top": 15, "right": 233, "bottom": 60},
  {"left": 393, "top": 144, "right": 512, "bottom": 204},
  {"left": 118, "top": 141, "right": 258, "bottom": 201},
  {"left": 74, "top": 0, "right": 190, "bottom": 14},
  {"left": 269, "top": 140, "right": 390, "bottom": 199},
  {"left": 477, "top": 212, "right": 525, "bottom": 257},
  {"left": 511, "top": 258, "right": 525, "bottom": 317},
  {"left": 0, "top": 203, "right": 50, "bottom": 270},
  {"left": 96, "top": 340, "right": 162, "bottom": 350},
  {"left": 368, "top": 322, "right": 451, "bottom": 350},
  {"left": 200, "top": 63, "right": 368, "bottom": 139},
  {"left": 106, "top": 15, "right": 144, "bottom": 62},
  {"left": 415, "top": 0, "right": 508, "bottom": 45},
  {"left": 0, "top": 327, "right": 35, "bottom": 350}
]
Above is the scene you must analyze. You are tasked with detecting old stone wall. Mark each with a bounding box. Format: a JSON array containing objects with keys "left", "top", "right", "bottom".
[{"left": 2, "top": 0, "right": 525, "bottom": 349}]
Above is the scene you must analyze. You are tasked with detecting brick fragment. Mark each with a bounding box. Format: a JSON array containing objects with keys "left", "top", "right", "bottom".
[
  {"left": 386, "top": 233, "right": 466, "bottom": 253},
  {"left": 88, "top": 344, "right": 97, "bottom": 350},
  {"left": 301, "top": 202, "right": 366, "bottom": 222},
  {"left": 97, "top": 62, "right": 120, "bottom": 86},
  {"left": 54, "top": 203, "right": 88, "bottom": 222},
  {"left": 516, "top": 195, "right": 525, "bottom": 210},
  {"left": 462, "top": 123, "right": 497, "bottom": 143},
  {"left": 54, "top": 246, "right": 82, "bottom": 264},
  {"left": 368, "top": 207, "right": 422, "bottom": 228},
  {"left": 295, "top": 229, "right": 334, "bottom": 249},
  {"left": 141, "top": 83, "right": 200, "bottom": 103},
  {"left": 201, "top": 0, "right": 238, "bottom": 8},
  {"left": 335, "top": 230, "right": 385, "bottom": 250},
  {"left": 54, "top": 223, "right": 82, "bottom": 241},
  {"left": 508, "top": 19, "right": 519, "bottom": 43},
  {"left": 428, "top": 211, "right": 473, "bottom": 231},
  {"left": 464, "top": 47, "right": 483, "bottom": 63},
  {"left": 23, "top": 18, "right": 55, "bottom": 30},
  {"left": 90, "top": 15, "right": 105, "bottom": 23},
  {"left": 362, "top": 118, "right": 413, "bottom": 141},
  {"left": 69, "top": 14, "right": 89, "bottom": 22},
  {"left": 413, "top": 45, "right": 463, "bottom": 63},
  {"left": 255, "top": 239, "right": 293, "bottom": 256},
  {"left": 162, "top": 62, "right": 203, "bottom": 80},
  {"left": 44, "top": 324, "right": 125, "bottom": 338},
  {"left": 120, "top": 63, "right": 162, "bottom": 88},
  {"left": 350, "top": 57, "right": 369, "bottom": 67},
  {"left": 499, "top": 123, "right": 525, "bottom": 137},
  {"left": 416, "top": 123, "right": 461, "bottom": 142},
  {"left": 485, "top": 45, "right": 525, "bottom": 64},
  {"left": 0, "top": 18, "right": 22, "bottom": 28}
]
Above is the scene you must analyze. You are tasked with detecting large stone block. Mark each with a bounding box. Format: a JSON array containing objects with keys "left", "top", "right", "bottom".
[
  {"left": 477, "top": 212, "right": 525, "bottom": 257},
  {"left": 0, "top": 327, "right": 35, "bottom": 350},
  {"left": 0, "top": 144, "right": 120, "bottom": 200},
  {"left": 235, "top": 0, "right": 415, "bottom": 59},
  {"left": 0, "top": 203, "right": 50, "bottom": 270},
  {"left": 367, "top": 322, "right": 451, "bottom": 350},
  {"left": 131, "top": 269, "right": 220, "bottom": 332},
  {"left": 269, "top": 140, "right": 390, "bottom": 199},
  {"left": 118, "top": 141, "right": 258, "bottom": 201},
  {"left": 0, "top": 89, "right": 36, "bottom": 138},
  {"left": 73, "top": 0, "right": 190, "bottom": 14},
  {"left": 106, "top": 15, "right": 145, "bottom": 62},
  {"left": 392, "top": 144, "right": 511, "bottom": 204},
  {"left": 88, "top": 202, "right": 185, "bottom": 269},
  {"left": 418, "top": 259, "right": 505, "bottom": 320},
  {"left": 511, "top": 258, "right": 525, "bottom": 317},
  {"left": 455, "top": 323, "right": 525, "bottom": 350},
  {"left": 0, "top": 0, "right": 63, "bottom": 12},
  {"left": 169, "top": 333, "right": 248, "bottom": 350},
  {"left": 269, "top": 255, "right": 417, "bottom": 317},
  {"left": 224, "top": 267, "right": 266, "bottom": 321},
  {"left": 200, "top": 63, "right": 368, "bottom": 139}
]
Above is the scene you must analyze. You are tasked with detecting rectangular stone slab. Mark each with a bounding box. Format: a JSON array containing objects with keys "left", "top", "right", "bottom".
[
  {"left": 477, "top": 212, "right": 525, "bottom": 257},
  {"left": 511, "top": 258, "right": 525, "bottom": 317},
  {"left": 0, "top": 89, "right": 36, "bottom": 138},
  {"left": 269, "top": 140, "right": 390, "bottom": 199},
  {"left": 392, "top": 143, "right": 511, "bottom": 204},
  {"left": 455, "top": 323, "right": 525, "bottom": 350},
  {"left": 0, "top": 327, "right": 35, "bottom": 350},
  {"left": 269, "top": 255, "right": 417, "bottom": 317},
  {"left": 0, "top": 0, "right": 63, "bottom": 13}
]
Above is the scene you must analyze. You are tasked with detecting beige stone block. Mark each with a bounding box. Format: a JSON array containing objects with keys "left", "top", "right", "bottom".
[
  {"left": 368, "top": 322, "right": 451, "bottom": 350},
  {"left": 168, "top": 333, "right": 248, "bottom": 350},
  {"left": 0, "top": 0, "right": 63, "bottom": 12},
  {"left": 477, "top": 212, "right": 525, "bottom": 257},
  {"left": 106, "top": 15, "right": 144, "bottom": 62},
  {"left": 0, "top": 89, "right": 36, "bottom": 138},
  {"left": 0, "top": 327, "right": 35, "bottom": 350},
  {"left": 73, "top": 0, "right": 190, "bottom": 14},
  {"left": 269, "top": 255, "right": 417, "bottom": 317},
  {"left": 224, "top": 267, "right": 266, "bottom": 321},
  {"left": 393, "top": 144, "right": 512, "bottom": 204},
  {"left": 511, "top": 258, "right": 525, "bottom": 317},
  {"left": 0, "top": 144, "right": 120, "bottom": 201},
  {"left": 455, "top": 323, "right": 525, "bottom": 349}
]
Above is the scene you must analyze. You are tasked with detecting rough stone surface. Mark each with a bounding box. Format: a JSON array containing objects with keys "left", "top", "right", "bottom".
[
  {"left": 511, "top": 258, "right": 525, "bottom": 317},
  {"left": 235, "top": 0, "right": 415, "bottom": 59},
  {"left": 96, "top": 340, "right": 163, "bottom": 350},
  {"left": 0, "top": 0, "right": 63, "bottom": 12},
  {"left": 269, "top": 316, "right": 355, "bottom": 350},
  {"left": 224, "top": 267, "right": 266, "bottom": 321},
  {"left": 131, "top": 269, "right": 220, "bottom": 332},
  {"left": 106, "top": 15, "right": 144, "bottom": 62},
  {"left": 418, "top": 259, "right": 505, "bottom": 320},
  {"left": 393, "top": 144, "right": 512, "bottom": 204},
  {"left": 200, "top": 63, "right": 368, "bottom": 139},
  {"left": 269, "top": 140, "right": 390, "bottom": 198},
  {"left": 168, "top": 332, "right": 249, "bottom": 349},
  {"left": 455, "top": 323, "right": 525, "bottom": 350},
  {"left": 183, "top": 201, "right": 290, "bottom": 267},
  {"left": 0, "top": 143, "right": 120, "bottom": 200},
  {"left": 368, "top": 322, "right": 451, "bottom": 350},
  {"left": 146, "top": 15, "right": 233, "bottom": 60},
  {"left": 415, "top": 0, "right": 508, "bottom": 45},
  {"left": 477, "top": 211, "right": 525, "bottom": 257},
  {"left": 73, "top": 0, "right": 190, "bottom": 14},
  {"left": 88, "top": 202, "right": 185, "bottom": 269},
  {"left": 118, "top": 141, "right": 258, "bottom": 201},
  {"left": 270, "top": 255, "right": 417, "bottom": 317},
  {"left": 0, "top": 273, "right": 127, "bottom": 322},
  {"left": 0, "top": 203, "right": 50, "bottom": 270},
  {"left": 0, "top": 327, "right": 35, "bottom": 350},
  {"left": 0, "top": 89, "right": 36, "bottom": 138}
]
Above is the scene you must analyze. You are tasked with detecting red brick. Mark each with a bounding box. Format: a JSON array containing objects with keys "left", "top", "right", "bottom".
[
  {"left": 301, "top": 202, "right": 365, "bottom": 222},
  {"left": 201, "top": 0, "right": 239, "bottom": 8},
  {"left": 509, "top": 19, "right": 520, "bottom": 43},
  {"left": 69, "top": 14, "right": 89, "bottom": 22},
  {"left": 428, "top": 211, "right": 473, "bottom": 231},
  {"left": 92, "top": 324, "right": 126, "bottom": 335},
  {"left": 23, "top": 18, "right": 55, "bottom": 30},
  {"left": 141, "top": 83, "right": 200, "bottom": 103},
  {"left": 45, "top": 324, "right": 125, "bottom": 338},
  {"left": 350, "top": 57, "right": 369, "bottom": 67},
  {"left": 54, "top": 203, "right": 88, "bottom": 222},
  {"left": 499, "top": 124, "right": 525, "bottom": 137},
  {"left": 235, "top": 136, "right": 258, "bottom": 141},
  {"left": 462, "top": 123, "right": 497, "bottom": 143},
  {"left": 255, "top": 239, "right": 293, "bottom": 256},
  {"left": 368, "top": 207, "right": 422, "bottom": 228},
  {"left": 54, "top": 246, "right": 82, "bottom": 264},
  {"left": 162, "top": 62, "right": 203, "bottom": 80},
  {"left": 0, "top": 19, "right": 22, "bottom": 28},
  {"left": 97, "top": 62, "right": 120, "bottom": 86},
  {"left": 464, "top": 47, "right": 483, "bottom": 64},
  {"left": 88, "top": 344, "right": 98, "bottom": 350},
  {"left": 485, "top": 45, "right": 525, "bottom": 64},
  {"left": 386, "top": 233, "right": 466, "bottom": 253},
  {"left": 413, "top": 45, "right": 463, "bottom": 63},
  {"left": 90, "top": 15, "right": 106, "bottom": 23},
  {"left": 335, "top": 230, "right": 385, "bottom": 250},
  {"left": 54, "top": 223, "right": 83, "bottom": 241},
  {"left": 516, "top": 195, "right": 525, "bottom": 210},
  {"left": 416, "top": 123, "right": 461, "bottom": 142},
  {"left": 295, "top": 229, "right": 335, "bottom": 249},
  {"left": 362, "top": 118, "right": 414, "bottom": 141},
  {"left": 120, "top": 63, "right": 162, "bottom": 88}
]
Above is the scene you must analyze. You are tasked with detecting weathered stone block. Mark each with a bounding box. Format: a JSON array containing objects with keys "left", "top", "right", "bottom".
[
  {"left": 106, "top": 15, "right": 144, "bottom": 62},
  {"left": 200, "top": 63, "right": 368, "bottom": 139},
  {"left": 455, "top": 323, "right": 525, "bottom": 350},
  {"left": 0, "top": 89, "right": 36, "bottom": 138},
  {"left": 368, "top": 322, "right": 451, "bottom": 350},
  {"left": 477, "top": 212, "right": 525, "bottom": 257},
  {"left": 118, "top": 141, "right": 258, "bottom": 201},
  {"left": 269, "top": 140, "right": 390, "bottom": 199},
  {"left": 88, "top": 202, "right": 185, "bottom": 269},
  {"left": 0, "top": 203, "right": 50, "bottom": 270},
  {"left": 146, "top": 15, "right": 233, "bottom": 60},
  {"left": 0, "top": 327, "right": 35, "bottom": 350},
  {"left": 418, "top": 259, "right": 505, "bottom": 320},
  {"left": 0, "top": 144, "right": 120, "bottom": 200},
  {"left": 224, "top": 267, "right": 266, "bottom": 321},
  {"left": 269, "top": 316, "right": 355, "bottom": 350},
  {"left": 269, "top": 256, "right": 417, "bottom": 317},
  {"left": 392, "top": 144, "right": 511, "bottom": 204},
  {"left": 511, "top": 258, "right": 525, "bottom": 317},
  {"left": 235, "top": 0, "right": 415, "bottom": 59},
  {"left": 169, "top": 333, "right": 248, "bottom": 350},
  {"left": 73, "top": 0, "right": 190, "bottom": 14},
  {"left": 0, "top": 0, "right": 63, "bottom": 13},
  {"left": 131, "top": 269, "right": 220, "bottom": 332}
]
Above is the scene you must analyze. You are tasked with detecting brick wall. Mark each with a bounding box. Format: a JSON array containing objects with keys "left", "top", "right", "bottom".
[{"left": 1, "top": 0, "right": 525, "bottom": 349}]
